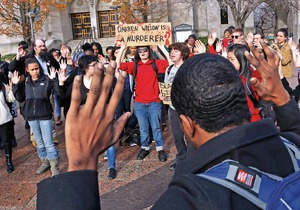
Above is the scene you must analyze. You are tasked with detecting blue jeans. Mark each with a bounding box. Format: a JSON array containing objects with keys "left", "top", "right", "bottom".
[
  {"left": 28, "top": 119, "right": 59, "bottom": 160},
  {"left": 53, "top": 92, "right": 61, "bottom": 118},
  {"left": 134, "top": 102, "right": 164, "bottom": 151},
  {"left": 106, "top": 146, "right": 116, "bottom": 169}
]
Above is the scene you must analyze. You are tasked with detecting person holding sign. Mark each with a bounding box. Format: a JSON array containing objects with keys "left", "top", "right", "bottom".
[{"left": 116, "top": 42, "right": 172, "bottom": 162}]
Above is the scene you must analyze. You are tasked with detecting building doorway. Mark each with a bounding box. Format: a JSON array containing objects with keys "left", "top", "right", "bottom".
[
  {"left": 98, "top": 10, "right": 116, "bottom": 38},
  {"left": 71, "top": 13, "right": 92, "bottom": 39}
]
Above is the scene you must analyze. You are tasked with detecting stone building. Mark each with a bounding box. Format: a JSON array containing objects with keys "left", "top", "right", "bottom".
[{"left": 0, "top": 0, "right": 299, "bottom": 55}]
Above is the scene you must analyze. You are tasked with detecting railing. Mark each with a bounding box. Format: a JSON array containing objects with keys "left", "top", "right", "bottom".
[{"left": 73, "top": 26, "right": 96, "bottom": 55}]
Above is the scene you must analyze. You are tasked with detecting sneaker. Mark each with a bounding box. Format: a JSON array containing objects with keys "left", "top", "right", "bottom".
[
  {"left": 108, "top": 168, "right": 116, "bottom": 180},
  {"left": 158, "top": 150, "right": 167, "bottom": 162},
  {"left": 136, "top": 149, "right": 150, "bottom": 160},
  {"left": 170, "top": 163, "right": 176, "bottom": 171}
]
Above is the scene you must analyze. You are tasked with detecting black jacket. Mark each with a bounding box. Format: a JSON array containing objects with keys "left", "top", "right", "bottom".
[
  {"left": 0, "top": 61, "right": 10, "bottom": 84},
  {"left": 13, "top": 74, "right": 57, "bottom": 121},
  {"left": 36, "top": 99, "right": 300, "bottom": 210}
]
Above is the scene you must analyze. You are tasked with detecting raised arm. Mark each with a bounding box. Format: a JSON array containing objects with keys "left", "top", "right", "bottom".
[
  {"left": 158, "top": 45, "right": 172, "bottom": 65},
  {"left": 245, "top": 40, "right": 300, "bottom": 134}
]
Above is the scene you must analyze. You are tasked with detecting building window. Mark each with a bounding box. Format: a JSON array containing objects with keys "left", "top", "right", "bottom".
[{"left": 220, "top": 7, "right": 228, "bottom": 25}]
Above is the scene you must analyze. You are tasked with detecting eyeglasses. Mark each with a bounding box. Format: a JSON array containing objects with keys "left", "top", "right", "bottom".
[
  {"left": 88, "top": 62, "right": 97, "bottom": 67},
  {"left": 138, "top": 48, "right": 148, "bottom": 53},
  {"left": 231, "top": 35, "right": 240, "bottom": 39}
]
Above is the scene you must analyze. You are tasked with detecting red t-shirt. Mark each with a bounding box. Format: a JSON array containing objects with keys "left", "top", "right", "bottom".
[{"left": 120, "top": 59, "right": 169, "bottom": 103}]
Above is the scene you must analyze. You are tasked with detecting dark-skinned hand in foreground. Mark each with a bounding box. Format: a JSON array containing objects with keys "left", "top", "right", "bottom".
[
  {"left": 245, "top": 39, "right": 290, "bottom": 107},
  {"left": 65, "top": 61, "right": 130, "bottom": 172}
]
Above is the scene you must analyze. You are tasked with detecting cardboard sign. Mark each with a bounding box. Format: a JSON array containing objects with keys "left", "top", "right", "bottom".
[
  {"left": 159, "top": 82, "right": 172, "bottom": 105},
  {"left": 115, "top": 22, "right": 172, "bottom": 46}
]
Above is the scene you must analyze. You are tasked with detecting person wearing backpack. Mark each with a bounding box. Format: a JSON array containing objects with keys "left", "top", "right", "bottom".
[
  {"left": 36, "top": 40, "right": 300, "bottom": 210},
  {"left": 116, "top": 42, "right": 172, "bottom": 161}
]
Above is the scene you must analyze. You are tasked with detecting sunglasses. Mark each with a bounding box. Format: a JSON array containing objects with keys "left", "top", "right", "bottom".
[
  {"left": 138, "top": 48, "right": 148, "bottom": 53},
  {"left": 231, "top": 35, "right": 240, "bottom": 39}
]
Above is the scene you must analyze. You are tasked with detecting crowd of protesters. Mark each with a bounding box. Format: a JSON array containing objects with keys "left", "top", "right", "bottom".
[{"left": 1, "top": 26, "right": 300, "bottom": 186}]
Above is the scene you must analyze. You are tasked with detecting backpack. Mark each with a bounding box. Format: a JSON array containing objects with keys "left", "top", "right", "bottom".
[{"left": 197, "top": 136, "right": 300, "bottom": 210}]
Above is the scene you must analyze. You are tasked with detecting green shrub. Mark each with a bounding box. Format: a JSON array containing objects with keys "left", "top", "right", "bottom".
[
  {"left": 1, "top": 53, "right": 16, "bottom": 62},
  {"left": 197, "top": 36, "right": 219, "bottom": 52}
]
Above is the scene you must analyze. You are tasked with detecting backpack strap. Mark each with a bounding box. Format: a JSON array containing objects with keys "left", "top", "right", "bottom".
[
  {"left": 280, "top": 136, "right": 300, "bottom": 171},
  {"left": 166, "top": 64, "right": 174, "bottom": 76},
  {"left": 134, "top": 59, "right": 158, "bottom": 78}
]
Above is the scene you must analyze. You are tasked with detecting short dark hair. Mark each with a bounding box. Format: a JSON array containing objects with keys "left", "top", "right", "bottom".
[
  {"left": 18, "top": 41, "right": 29, "bottom": 49},
  {"left": 25, "top": 58, "right": 39, "bottom": 69},
  {"left": 171, "top": 53, "right": 250, "bottom": 133},
  {"left": 169, "top": 42, "right": 190, "bottom": 61},
  {"left": 254, "top": 32, "right": 265, "bottom": 39},
  {"left": 78, "top": 55, "right": 98, "bottom": 74},
  {"left": 188, "top": 34, "right": 197, "bottom": 41},
  {"left": 81, "top": 43, "right": 93, "bottom": 52}
]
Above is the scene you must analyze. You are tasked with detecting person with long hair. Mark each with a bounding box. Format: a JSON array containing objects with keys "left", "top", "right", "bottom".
[
  {"left": 116, "top": 43, "right": 172, "bottom": 161},
  {"left": 227, "top": 44, "right": 262, "bottom": 122},
  {"left": 276, "top": 28, "right": 292, "bottom": 78}
]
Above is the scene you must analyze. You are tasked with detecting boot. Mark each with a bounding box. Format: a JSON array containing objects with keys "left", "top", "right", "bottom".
[
  {"left": 4, "top": 143, "right": 14, "bottom": 173},
  {"left": 36, "top": 158, "right": 50, "bottom": 175},
  {"left": 49, "top": 159, "right": 60, "bottom": 176}
]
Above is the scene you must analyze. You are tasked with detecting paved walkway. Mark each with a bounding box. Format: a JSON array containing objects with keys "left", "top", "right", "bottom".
[
  {"left": 0, "top": 113, "right": 176, "bottom": 210},
  {"left": 1, "top": 68, "right": 298, "bottom": 210}
]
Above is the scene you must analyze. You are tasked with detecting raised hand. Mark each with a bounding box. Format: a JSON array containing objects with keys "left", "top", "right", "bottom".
[
  {"left": 215, "top": 40, "right": 223, "bottom": 53},
  {"left": 11, "top": 71, "right": 20, "bottom": 84},
  {"left": 48, "top": 67, "right": 57, "bottom": 79},
  {"left": 65, "top": 61, "right": 130, "bottom": 171},
  {"left": 194, "top": 40, "right": 206, "bottom": 54},
  {"left": 207, "top": 34, "right": 215, "bottom": 46},
  {"left": 58, "top": 68, "right": 69, "bottom": 85},
  {"left": 245, "top": 32, "right": 254, "bottom": 45},
  {"left": 150, "top": 45, "right": 159, "bottom": 52},
  {"left": 245, "top": 40, "right": 289, "bottom": 106},
  {"left": 289, "top": 38, "right": 297, "bottom": 51},
  {"left": 16, "top": 45, "right": 25, "bottom": 60},
  {"left": 59, "top": 59, "right": 67, "bottom": 71}
]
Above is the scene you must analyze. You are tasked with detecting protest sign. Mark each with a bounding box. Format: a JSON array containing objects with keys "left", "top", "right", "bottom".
[
  {"left": 159, "top": 82, "right": 172, "bottom": 105},
  {"left": 115, "top": 22, "right": 172, "bottom": 46}
]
